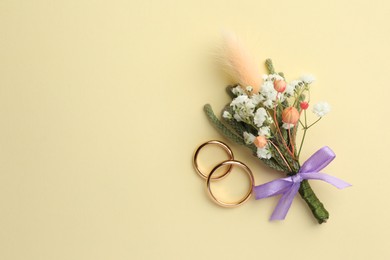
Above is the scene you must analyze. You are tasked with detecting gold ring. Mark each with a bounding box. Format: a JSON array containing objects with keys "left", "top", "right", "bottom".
[
  {"left": 206, "top": 160, "right": 254, "bottom": 207},
  {"left": 193, "top": 140, "right": 234, "bottom": 180}
]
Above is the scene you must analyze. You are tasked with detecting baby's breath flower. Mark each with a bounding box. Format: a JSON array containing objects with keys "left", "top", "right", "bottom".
[
  {"left": 285, "top": 83, "right": 296, "bottom": 97},
  {"left": 231, "top": 86, "right": 245, "bottom": 96},
  {"left": 258, "top": 126, "right": 271, "bottom": 137},
  {"left": 282, "top": 123, "right": 295, "bottom": 129},
  {"left": 260, "top": 80, "right": 278, "bottom": 108},
  {"left": 290, "top": 80, "right": 302, "bottom": 87},
  {"left": 253, "top": 107, "right": 268, "bottom": 128},
  {"left": 250, "top": 93, "right": 264, "bottom": 107},
  {"left": 230, "top": 94, "right": 255, "bottom": 122},
  {"left": 268, "top": 74, "right": 284, "bottom": 81},
  {"left": 301, "top": 74, "right": 315, "bottom": 84},
  {"left": 312, "top": 102, "right": 330, "bottom": 117},
  {"left": 256, "top": 145, "right": 272, "bottom": 159},
  {"left": 231, "top": 94, "right": 249, "bottom": 107},
  {"left": 233, "top": 113, "right": 243, "bottom": 122},
  {"left": 263, "top": 99, "right": 274, "bottom": 109},
  {"left": 243, "top": 132, "right": 255, "bottom": 145},
  {"left": 246, "top": 86, "right": 253, "bottom": 93},
  {"left": 222, "top": 111, "right": 232, "bottom": 120}
]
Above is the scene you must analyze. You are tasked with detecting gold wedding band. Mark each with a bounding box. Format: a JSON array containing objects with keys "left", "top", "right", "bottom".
[
  {"left": 193, "top": 140, "right": 234, "bottom": 180},
  {"left": 206, "top": 160, "right": 254, "bottom": 208}
]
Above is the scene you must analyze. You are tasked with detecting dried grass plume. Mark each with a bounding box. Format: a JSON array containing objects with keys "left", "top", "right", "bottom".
[{"left": 221, "top": 31, "right": 262, "bottom": 94}]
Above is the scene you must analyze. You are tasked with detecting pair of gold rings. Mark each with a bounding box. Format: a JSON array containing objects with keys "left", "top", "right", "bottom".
[{"left": 193, "top": 140, "right": 254, "bottom": 207}]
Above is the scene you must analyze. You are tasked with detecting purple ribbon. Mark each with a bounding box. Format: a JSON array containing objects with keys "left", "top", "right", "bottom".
[{"left": 253, "top": 146, "right": 351, "bottom": 221}]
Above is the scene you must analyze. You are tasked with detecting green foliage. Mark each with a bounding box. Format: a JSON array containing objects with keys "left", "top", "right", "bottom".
[
  {"left": 260, "top": 156, "right": 286, "bottom": 172},
  {"left": 248, "top": 145, "right": 286, "bottom": 172},
  {"left": 204, "top": 104, "right": 245, "bottom": 145},
  {"left": 225, "top": 85, "right": 237, "bottom": 99},
  {"left": 265, "top": 59, "right": 275, "bottom": 74},
  {"left": 221, "top": 105, "right": 250, "bottom": 136}
]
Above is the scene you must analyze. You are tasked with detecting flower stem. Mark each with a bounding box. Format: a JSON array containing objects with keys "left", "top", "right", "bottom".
[
  {"left": 203, "top": 104, "right": 245, "bottom": 145},
  {"left": 297, "top": 110, "right": 308, "bottom": 158},
  {"left": 288, "top": 126, "right": 294, "bottom": 155},
  {"left": 306, "top": 117, "right": 322, "bottom": 129},
  {"left": 273, "top": 95, "right": 294, "bottom": 158},
  {"left": 298, "top": 180, "right": 329, "bottom": 224},
  {"left": 268, "top": 140, "right": 292, "bottom": 172},
  {"left": 293, "top": 83, "right": 307, "bottom": 107}
]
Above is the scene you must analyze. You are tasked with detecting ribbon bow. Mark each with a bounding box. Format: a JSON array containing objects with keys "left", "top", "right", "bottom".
[{"left": 253, "top": 146, "right": 351, "bottom": 221}]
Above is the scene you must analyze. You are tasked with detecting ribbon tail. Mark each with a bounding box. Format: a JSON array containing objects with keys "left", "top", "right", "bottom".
[
  {"left": 270, "top": 183, "right": 301, "bottom": 221},
  {"left": 300, "top": 172, "right": 351, "bottom": 189},
  {"left": 253, "top": 179, "right": 292, "bottom": 199}
]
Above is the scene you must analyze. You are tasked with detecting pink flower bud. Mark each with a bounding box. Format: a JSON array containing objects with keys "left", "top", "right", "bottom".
[
  {"left": 274, "top": 80, "right": 286, "bottom": 93},
  {"left": 300, "top": 101, "right": 309, "bottom": 110},
  {"left": 254, "top": 136, "right": 267, "bottom": 148},
  {"left": 282, "top": 107, "right": 299, "bottom": 125}
]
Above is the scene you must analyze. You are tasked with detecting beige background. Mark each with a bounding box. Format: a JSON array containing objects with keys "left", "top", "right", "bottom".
[{"left": 1, "top": 0, "right": 389, "bottom": 259}]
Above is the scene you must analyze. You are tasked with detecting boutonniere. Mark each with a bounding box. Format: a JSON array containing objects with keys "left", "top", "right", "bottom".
[{"left": 198, "top": 32, "right": 351, "bottom": 223}]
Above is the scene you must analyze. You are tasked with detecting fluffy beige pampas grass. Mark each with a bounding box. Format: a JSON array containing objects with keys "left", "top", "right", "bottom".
[{"left": 222, "top": 31, "right": 262, "bottom": 94}]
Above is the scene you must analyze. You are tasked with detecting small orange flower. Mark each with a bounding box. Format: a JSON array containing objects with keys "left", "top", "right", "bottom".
[
  {"left": 274, "top": 80, "right": 286, "bottom": 93},
  {"left": 282, "top": 107, "right": 299, "bottom": 125},
  {"left": 254, "top": 136, "right": 267, "bottom": 148}
]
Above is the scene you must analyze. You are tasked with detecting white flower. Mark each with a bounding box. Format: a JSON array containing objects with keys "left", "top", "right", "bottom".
[
  {"left": 282, "top": 123, "right": 295, "bottom": 129},
  {"left": 231, "top": 94, "right": 249, "bottom": 107},
  {"left": 253, "top": 107, "right": 268, "bottom": 128},
  {"left": 263, "top": 99, "right": 274, "bottom": 109},
  {"left": 300, "top": 74, "right": 315, "bottom": 84},
  {"left": 312, "top": 102, "right": 331, "bottom": 117},
  {"left": 290, "top": 80, "right": 302, "bottom": 87},
  {"left": 223, "top": 111, "right": 232, "bottom": 120},
  {"left": 246, "top": 86, "right": 253, "bottom": 93},
  {"left": 256, "top": 145, "right": 272, "bottom": 159},
  {"left": 261, "top": 79, "right": 274, "bottom": 92},
  {"left": 243, "top": 132, "right": 255, "bottom": 144},
  {"left": 233, "top": 113, "right": 243, "bottom": 122},
  {"left": 260, "top": 81, "right": 278, "bottom": 108},
  {"left": 285, "top": 82, "right": 298, "bottom": 97},
  {"left": 258, "top": 126, "right": 271, "bottom": 137},
  {"left": 260, "top": 74, "right": 291, "bottom": 108},
  {"left": 249, "top": 93, "right": 264, "bottom": 106},
  {"left": 268, "top": 74, "right": 284, "bottom": 81},
  {"left": 232, "top": 86, "right": 245, "bottom": 96},
  {"left": 262, "top": 74, "right": 283, "bottom": 81},
  {"left": 230, "top": 94, "right": 255, "bottom": 122}
]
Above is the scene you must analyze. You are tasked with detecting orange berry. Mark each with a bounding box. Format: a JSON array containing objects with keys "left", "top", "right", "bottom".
[
  {"left": 254, "top": 136, "right": 267, "bottom": 148},
  {"left": 282, "top": 107, "right": 299, "bottom": 125},
  {"left": 274, "top": 80, "right": 286, "bottom": 93}
]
